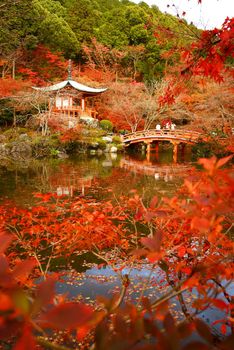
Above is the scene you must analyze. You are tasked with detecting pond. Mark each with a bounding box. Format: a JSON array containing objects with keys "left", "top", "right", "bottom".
[
  {"left": 0, "top": 149, "right": 230, "bottom": 340},
  {"left": 0, "top": 149, "right": 191, "bottom": 206}
]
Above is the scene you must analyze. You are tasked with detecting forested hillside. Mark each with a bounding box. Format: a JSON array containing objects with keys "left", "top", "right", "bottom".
[
  {"left": 0, "top": 0, "right": 233, "bottom": 133},
  {"left": 0, "top": 0, "right": 198, "bottom": 82}
]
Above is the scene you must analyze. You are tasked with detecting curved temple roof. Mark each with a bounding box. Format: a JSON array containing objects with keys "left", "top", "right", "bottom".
[{"left": 32, "top": 79, "right": 107, "bottom": 94}]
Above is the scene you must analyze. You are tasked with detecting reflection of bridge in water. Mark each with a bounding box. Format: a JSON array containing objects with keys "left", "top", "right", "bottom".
[
  {"left": 120, "top": 158, "right": 193, "bottom": 182},
  {"left": 122, "top": 129, "right": 202, "bottom": 162}
]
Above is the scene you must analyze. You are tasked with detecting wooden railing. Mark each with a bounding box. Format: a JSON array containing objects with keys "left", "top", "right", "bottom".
[
  {"left": 121, "top": 129, "right": 202, "bottom": 144},
  {"left": 52, "top": 106, "right": 98, "bottom": 118}
]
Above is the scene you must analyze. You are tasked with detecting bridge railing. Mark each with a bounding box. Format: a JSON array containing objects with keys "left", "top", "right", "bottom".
[{"left": 121, "top": 129, "right": 202, "bottom": 143}]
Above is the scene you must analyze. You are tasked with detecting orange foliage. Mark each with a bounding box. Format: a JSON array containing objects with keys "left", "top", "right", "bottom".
[
  {"left": 79, "top": 66, "right": 114, "bottom": 84},
  {"left": 0, "top": 78, "right": 29, "bottom": 98},
  {"left": 18, "top": 45, "right": 67, "bottom": 84},
  {"left": 158, "top": 18, "right": 234, "bottom": 105}
]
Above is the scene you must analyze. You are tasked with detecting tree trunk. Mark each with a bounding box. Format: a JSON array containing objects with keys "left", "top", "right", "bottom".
[
  {"left": 12, "top": 59, "right": 15, "bottom": 80},
  {"left": 13, "top": 107, "right": 16, "bottom": 127}
]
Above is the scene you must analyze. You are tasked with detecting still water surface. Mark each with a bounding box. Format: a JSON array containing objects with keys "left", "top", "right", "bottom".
[
  {"left": 0, "top": 151, "right": 227, "bottom": 335},
  {"left": 0, "top": 150, "right": 192, "bottom": 205}
]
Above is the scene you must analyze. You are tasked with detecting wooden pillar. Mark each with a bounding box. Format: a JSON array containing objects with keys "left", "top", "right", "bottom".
[
  {"left": 155, "top": 152, "right": 159, "bottom": 162},
  {"left": 145, "top": 142, "right": 151, "bottom": 163},
  {"left": 146, "top": 142, "right": 151, "bottom": 153},
  {"left": 172, "top": 141, "right": 179, "bottom": 163},
  {"left": 13, "top": 107, "right": 16, "bottom": 127},
  {"left": 81, "top": 98, "right": 85, "bottom": 112},
  {"left": 181, "top": 143, "right": 186, "bottom": 161},
  {"left": 150, "top": 141, "right": 159, "bottom": 162},
  {"left": 154, "top": 141, "right": 159, "bottom": 153},
  {"left": 154, "top": 147, "right": 159, "bottom": 162}
]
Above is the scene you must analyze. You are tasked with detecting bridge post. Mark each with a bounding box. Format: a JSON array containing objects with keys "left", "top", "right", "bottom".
[
  {"left": 171, "top": 141, "right": 180, "bottom": 163},
  {"left": 146, "top": 142, "right": 151, "bottom": 154},
  {"left": 152, "top": 141, "right": 159, "bottom": 153},
  {"left": 145, "top": 141, "right": 151, "bottom": 162},
  {"left": 180, "top": 143, "right": 186, "bottom": 161},
  {"left": 146, "top": 142, "right": 151, "bottom": 162}
]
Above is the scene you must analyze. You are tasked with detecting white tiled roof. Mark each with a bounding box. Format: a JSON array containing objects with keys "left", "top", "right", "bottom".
[{"left": 32, "top": 80, "right": 107, "bottom": 94}]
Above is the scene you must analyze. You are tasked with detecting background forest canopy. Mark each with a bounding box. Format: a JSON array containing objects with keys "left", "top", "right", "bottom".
[
  {"left": 0, "top": 0, "right": 233, "bottom": 133},
  {"left": 0, "top": 0, "right": 200, "bottom": 83}
]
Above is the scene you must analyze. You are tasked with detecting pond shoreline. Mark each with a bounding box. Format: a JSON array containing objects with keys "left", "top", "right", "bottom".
[
  {"left": 0, "top": 136, "right": 124, "bottom": 163},
  {"left": 0, "top": 126, "right": 231, "bottom": 164}
]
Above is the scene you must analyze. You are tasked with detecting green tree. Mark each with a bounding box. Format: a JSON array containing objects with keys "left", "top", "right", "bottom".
[
  {"left": 32, "top": 0, "right": 80, "bottom": 57},
  {"left": 94, "top": 6, "right": 130, "bottom": 49},
  {"left": 62, "top": 0, "right": 101, "bottom": 46},
  {"left": 0, "top": 0, "right": 38, "bottom": 77}
]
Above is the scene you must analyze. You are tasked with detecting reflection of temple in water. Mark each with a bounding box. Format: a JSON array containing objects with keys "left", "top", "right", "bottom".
[
  {"left": 37, "top": 163, "right": 94, "bottom": 197},
  {"left": 50, "top": 174, "right": 93, "bottom": 197},
  {"left": 120, "top": 158, "right": 192, "bottom": 182}
]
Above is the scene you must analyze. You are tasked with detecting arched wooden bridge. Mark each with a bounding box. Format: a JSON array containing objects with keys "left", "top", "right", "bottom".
[
  {"left": 121, "top": 129, "right": 202, "bottom": 145},
  {"left": 121, "top": 129, "right": 203, "bottom": 162}
]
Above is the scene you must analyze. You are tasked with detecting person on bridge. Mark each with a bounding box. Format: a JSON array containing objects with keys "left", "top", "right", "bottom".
[
  {"left": 156, "top": 124, "right": 161, "bottom": 130},
  {"left": 171, "top": 123, "right": 176, "bottom": 131}
]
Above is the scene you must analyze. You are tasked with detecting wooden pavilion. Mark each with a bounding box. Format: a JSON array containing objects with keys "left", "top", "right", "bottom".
[{"left": 32, "top": 60, "right": 107, "bottom": 127}]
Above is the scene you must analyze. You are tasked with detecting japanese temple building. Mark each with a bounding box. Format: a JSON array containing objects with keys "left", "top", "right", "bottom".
[{"left": 32, "top": 61, "right": 107, "bottom": 123}]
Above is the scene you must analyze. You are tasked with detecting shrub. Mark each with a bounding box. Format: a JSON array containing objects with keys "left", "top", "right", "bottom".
[
  {"left": 112, "top": 135, "right": 122, "bottom": 144},
  {"left": 50, "top": 148, "right": 59, "bottom": 157},
  {"left": 116, "top": 143, "right": 124, "bottom": 151},
  {"left": 192, "top": 140, "right": 227, "bottom": 160},
  {"left": 3, "top": 127, "right": 29, "bottom": 141},
  {"left": 118, "top": 129, "right": 129, "bottom": 135},
  {"left": 58, "top": 127, "right": 83, "bottom": 153},
  {"left": 99, "top": 119, "right": 113, "bottom": 132},
  {"left": 59, "top": 127, "right": 82, "bottom": 143},
  {"left": 95, "top": 138, "right": 107, "bottom": 150}
]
